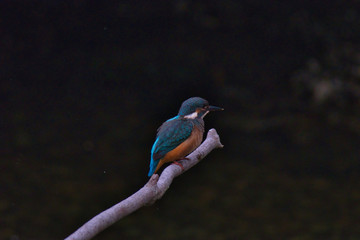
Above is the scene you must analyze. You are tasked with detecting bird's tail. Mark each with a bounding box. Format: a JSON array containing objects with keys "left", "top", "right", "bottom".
[{"left": 148, "top": 159, "right": 159, "bottom": 177}]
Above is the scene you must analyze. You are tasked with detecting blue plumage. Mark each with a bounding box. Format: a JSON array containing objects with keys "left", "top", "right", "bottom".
[
  {"left": 148, "top": 118, "right": 194, "bottom": 176},
  {"left": 148, "top": 97, "right": 223, "bottom": 176},
  {"left": 148, "top": 138, "right": 160, "bottom": 176}
]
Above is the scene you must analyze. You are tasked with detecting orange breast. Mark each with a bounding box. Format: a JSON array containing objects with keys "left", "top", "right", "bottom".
[{"left": 154, "top": 126, "right": 204, "bottom": 174}]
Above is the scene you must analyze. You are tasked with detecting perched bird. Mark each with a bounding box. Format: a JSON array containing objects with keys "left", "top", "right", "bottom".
[{"left": 148, "top": 97, "right": 223, "bottom": 177}]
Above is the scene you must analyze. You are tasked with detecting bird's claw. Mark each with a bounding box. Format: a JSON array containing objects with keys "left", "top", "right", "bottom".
[{"left": 172, "top": 159, "right": 188, "bottom": 171}]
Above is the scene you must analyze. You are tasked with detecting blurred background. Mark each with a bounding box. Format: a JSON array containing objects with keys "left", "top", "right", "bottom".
[{"left": 2, "top": 1, "right": 360, "bottom": 239}]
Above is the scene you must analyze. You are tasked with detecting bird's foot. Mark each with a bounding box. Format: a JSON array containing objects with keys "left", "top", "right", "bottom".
[{"left": 171, "top": 158, "right": 189, "bottom": 171}]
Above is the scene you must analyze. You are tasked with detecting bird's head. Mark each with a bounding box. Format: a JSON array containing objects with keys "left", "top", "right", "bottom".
[{"left": 178, "top": 97, "right": 223, "bottom": 119}]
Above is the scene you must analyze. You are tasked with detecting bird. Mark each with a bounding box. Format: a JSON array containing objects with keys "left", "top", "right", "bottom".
[{"left": 148, "top": 97, "right": 223, "bottom": 177}]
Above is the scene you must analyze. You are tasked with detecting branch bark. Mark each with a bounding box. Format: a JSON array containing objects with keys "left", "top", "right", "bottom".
[{"left": 65, "top": 128, "right": 223, "bottom": 240}]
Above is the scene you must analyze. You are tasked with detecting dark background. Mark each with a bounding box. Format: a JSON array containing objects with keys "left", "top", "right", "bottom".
[{"left": 2, "top": 1, "right": 360, "bottom": 239}]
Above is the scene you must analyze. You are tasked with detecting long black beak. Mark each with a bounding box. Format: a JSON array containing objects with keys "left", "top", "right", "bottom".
[{"left": 208, "top": 105, "right": 224, "bottom": 111}]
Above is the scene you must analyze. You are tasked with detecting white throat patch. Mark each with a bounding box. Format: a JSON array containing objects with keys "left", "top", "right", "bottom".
[{"left": 184, "top": 111, "right": 198, "bottom": 119}]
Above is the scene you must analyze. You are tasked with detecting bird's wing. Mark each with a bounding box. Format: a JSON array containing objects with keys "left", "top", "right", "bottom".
[{"left": 152, "top": 118, "right": 194, "bottom": 162}]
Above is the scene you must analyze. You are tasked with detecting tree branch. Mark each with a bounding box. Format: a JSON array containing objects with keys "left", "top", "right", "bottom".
[{"left": 65, "top": 128, "right": 223, "bottom": 240}]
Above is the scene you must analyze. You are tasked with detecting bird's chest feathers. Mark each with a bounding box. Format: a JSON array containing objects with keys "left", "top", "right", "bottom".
[
  {"left": 163, "top": 126, "right": 204, "bottom": 162},
  {"left": 185, "top": 126, "right": 204, "bottom": 151}
]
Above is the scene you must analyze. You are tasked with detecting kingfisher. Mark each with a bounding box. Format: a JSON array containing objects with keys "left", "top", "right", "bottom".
[{"left": 148, "top": 97, "right": 223, "bottom": 177}]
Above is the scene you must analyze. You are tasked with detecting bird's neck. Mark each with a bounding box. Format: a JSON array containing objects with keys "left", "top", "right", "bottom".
[
  {"left": 182, "top": 110, "right": 209, "bottom": 119},
  {"left": 180, "top": 114, "right": 205, "bottom": 132},
  {"left": 183, "top": 111, "right": 198, "bottom": 119}
]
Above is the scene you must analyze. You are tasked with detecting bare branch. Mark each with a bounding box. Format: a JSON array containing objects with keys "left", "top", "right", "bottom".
[{"left": 65, "top": 128, "right": 223, "bottom": 240}]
